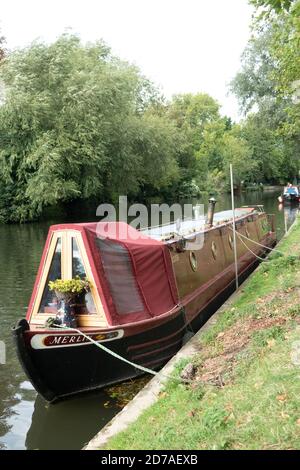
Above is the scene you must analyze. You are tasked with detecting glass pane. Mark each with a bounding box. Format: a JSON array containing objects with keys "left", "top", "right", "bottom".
[
  {"left": 96, "top": 238, "right": 144, "bottom": 315},
  {"left": 72, "top": 237, "right": 96, "bottom": 314},
  {"left": 72, "top": 237, "right": 86, "bottom": 279},
  {"left": 39, "top": 238, "right": 62, "bottom": 314}
]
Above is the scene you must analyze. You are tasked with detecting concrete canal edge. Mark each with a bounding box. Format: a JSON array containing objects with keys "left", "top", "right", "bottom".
[{"left": 84, "top": 218, "right": 297, "bottom": 450}]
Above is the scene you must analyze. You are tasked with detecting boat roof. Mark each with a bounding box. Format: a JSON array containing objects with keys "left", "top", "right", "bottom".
[
  {"left": 50, "top": 207, "right": 257, "bottom": 243},
  {"left": 141, "top": 207, "right": 256, "bottom": 241}
]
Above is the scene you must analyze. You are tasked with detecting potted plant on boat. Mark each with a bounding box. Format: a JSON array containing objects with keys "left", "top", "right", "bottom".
[{"left": 47, "top": 277, "right": 91, "bottom": 328}]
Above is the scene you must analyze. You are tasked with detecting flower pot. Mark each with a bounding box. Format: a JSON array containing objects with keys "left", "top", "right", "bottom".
[{"left": 55, "top": 291, "right": 78, "bottom": 328}]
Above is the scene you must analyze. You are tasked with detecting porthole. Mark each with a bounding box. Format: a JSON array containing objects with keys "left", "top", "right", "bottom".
[
  {"left": 228, "top": 234, "right": 234, "bottom": 250},
  {"left": 211, "top": 241, "right": 217, "bottom": 260},
  {"left": 189, "top": 251, "right": 198, "bottom": 271}
]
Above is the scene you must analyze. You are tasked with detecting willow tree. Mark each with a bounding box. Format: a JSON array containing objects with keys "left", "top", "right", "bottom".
[{"left": 0, "top": 34, "right": 179, "bottom": 222}]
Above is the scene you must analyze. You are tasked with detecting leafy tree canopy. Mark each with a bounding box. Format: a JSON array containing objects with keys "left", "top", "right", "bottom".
[
  {"left": 0, "top": 13, "right": 298, "bottom": 223},
  {"left": 0, "top": 35, "right": 179, "bottom": 221},
  {"left": 229, "top": 0, "right": 300, "bottom": 186},
  {"left": 250, "top": 0, "right": 295, "bottom": 12}
]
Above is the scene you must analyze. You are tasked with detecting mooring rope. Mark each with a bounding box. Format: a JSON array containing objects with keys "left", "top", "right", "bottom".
[
  {"left": 236, "top": 232, "right": 271, "bottom": 262},
  {"left": 49, "top": 325, "right": 194, "bottom": 385},
  {"left": 228, "top": 226, "right": 285, "bottom": 257}
]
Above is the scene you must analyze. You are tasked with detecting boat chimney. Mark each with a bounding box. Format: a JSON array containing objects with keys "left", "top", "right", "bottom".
[{"left": 207, "top": 197, "right": 217, "bottom": 227}]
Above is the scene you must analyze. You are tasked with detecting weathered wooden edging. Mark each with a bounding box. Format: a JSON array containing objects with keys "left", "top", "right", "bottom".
[{"left": 84, "top": 218, "right": 296, "bottom": 450}]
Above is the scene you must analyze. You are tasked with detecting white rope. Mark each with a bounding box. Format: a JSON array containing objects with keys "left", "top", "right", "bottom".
[
  {"left": 50, "top": 325, "right": 194, "bottom": 384},
  {"left": 236, "top": 232, "right": 270, "bottom": 262},
  {"left": 229, "top": 226, "right": 285, "bottom": 256}
]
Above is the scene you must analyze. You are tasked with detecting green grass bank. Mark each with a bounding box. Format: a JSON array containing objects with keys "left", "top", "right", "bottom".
[{"left": 104, "top": 217, "right": 300, "bottom": 450}]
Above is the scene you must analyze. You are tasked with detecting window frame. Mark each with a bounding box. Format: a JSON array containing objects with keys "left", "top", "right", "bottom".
[{"left": 31, "top": 230, "right": 107, "bottom": 327}]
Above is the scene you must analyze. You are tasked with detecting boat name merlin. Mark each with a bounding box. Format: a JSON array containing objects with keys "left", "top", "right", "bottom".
[{"left": 30, "top": 331, "right": 124, "bottom": 349}]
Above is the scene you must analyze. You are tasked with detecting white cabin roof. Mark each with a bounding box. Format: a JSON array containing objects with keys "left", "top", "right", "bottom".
[{"left": 142, "top": 208, "right": 256, "bottom": 241}]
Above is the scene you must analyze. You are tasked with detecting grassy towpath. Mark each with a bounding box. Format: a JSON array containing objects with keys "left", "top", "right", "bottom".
[{"left": 105, "top": 217, "right": 300, "bottom": 450}]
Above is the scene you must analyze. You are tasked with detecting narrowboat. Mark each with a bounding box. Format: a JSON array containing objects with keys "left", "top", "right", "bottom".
[
  {"left": 13, "top": 204, "right": 276, "bottom": 403},
  {"left": 278, "top": 185, "right": 300, "bottom": 204}
]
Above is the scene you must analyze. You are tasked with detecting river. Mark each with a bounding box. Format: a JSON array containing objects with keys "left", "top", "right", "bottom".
[{"left": 0, "top": 189, "right": 297, "bottom": 449}]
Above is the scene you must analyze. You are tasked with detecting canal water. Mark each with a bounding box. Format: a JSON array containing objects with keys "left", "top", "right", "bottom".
[{"left": 0, "top": 189, "right": 297, "bottom": 450}]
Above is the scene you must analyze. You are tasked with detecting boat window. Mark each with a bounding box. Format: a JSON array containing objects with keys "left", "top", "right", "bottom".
[
  {"left": 39, "top": 238, "right": 62, "bottom": 314},
  {"left": 189, "top": 251, "right": 198, "bottom": 271},
  {"left": 211, "top": 241, "right": 218, "bottom": 260},
  {"left": 96, "top": 238, "right": 144, "bottom": 315},
  {"left": 72, "top": 237, "right": 96, "bottom": 314},
  {"left": 228, "top": 234, "right": 233, "bottom": 250}
]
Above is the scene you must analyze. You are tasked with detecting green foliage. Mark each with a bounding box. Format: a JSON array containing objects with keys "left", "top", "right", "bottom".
[
  {"left": 49, "top": 276, "right": 90, "bottom": 294},
  {"left": 230, "top": 29, "right": 278, "bottom": 114},
  {"left": 250, "top": 0, "right": 295, "bottom": 13},
  {"left": 222, "top": 131, "right": 257, "bottom": 188},
  {"left": 165, "top": 93, "right": 223, "bottom": 197},
  {"left": 0, "top": 16, "right": 298, "bottom": 223},
  {"left": 168, "top": 93, "right": 220, "bottom": 132},
  {"left": 165, "top": 93, "right": 257, "bottom": 196},
  {"left": 177, "top": 180, "right": 201, "bottom": 199},
  {"left": 269, "top": 3, "right": 300, "bottom": 100},
  {"left": 252, "top": 325, "right": 285, "bottom": 347},
  {"left": 0, "top": 35, "right": 179, "bottom": 222},
  {"left": 231, "top": 2, "right": 300, "bottom": 184}
]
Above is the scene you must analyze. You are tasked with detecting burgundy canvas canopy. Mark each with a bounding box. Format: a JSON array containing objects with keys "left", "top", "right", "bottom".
[
  {"left": 84, "top": 222, "right": 179, "bottom": 324},
  {"left": 27, "top": 222, "right": 179, "bottom": 326}
]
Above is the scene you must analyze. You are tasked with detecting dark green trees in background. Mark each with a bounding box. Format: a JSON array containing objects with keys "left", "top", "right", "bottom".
[
  {"left": 231, "top": 0, "right": 300, "bottom": 186},
  {"left": 0, "top": 35, "right": 249, "bottom": 222},
  {"left": 0, "top": 0, "right": 299, "bottom": 223},
  {"left": 0, "top": 35, "right": 182, "bottom": 222}
]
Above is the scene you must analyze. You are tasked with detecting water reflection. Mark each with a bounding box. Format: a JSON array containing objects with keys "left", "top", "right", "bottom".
[
  {"left": 26, "top": 392, "right": 118, "bottom": 450},
  {"left": 0, "top": 191, "right": 299, "bottom": 449},
  {"left": 278, "top": 203, "right": 300, "bottom": 233},
  {"left": 0, "top": 381, "right": 36, "bottom": 450}
]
